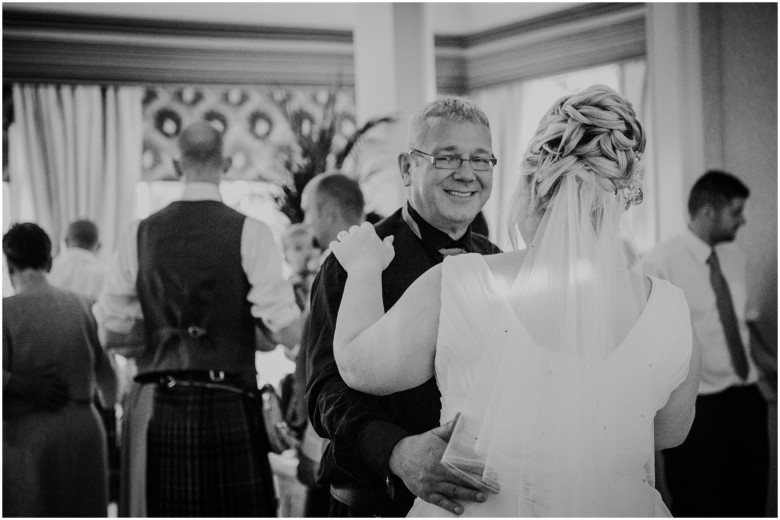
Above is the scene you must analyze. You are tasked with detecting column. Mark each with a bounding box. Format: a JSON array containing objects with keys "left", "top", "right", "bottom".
[
  {"left": 645, "top": 3, "right": 705, "bottom": 240},
  {"left": 352, "top": 3, "right": 436, "bottom": 215}
]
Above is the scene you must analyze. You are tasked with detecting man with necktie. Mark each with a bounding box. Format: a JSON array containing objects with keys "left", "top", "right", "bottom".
[{"left": 642, "top": 170, "right": 773, "bottom": 517}]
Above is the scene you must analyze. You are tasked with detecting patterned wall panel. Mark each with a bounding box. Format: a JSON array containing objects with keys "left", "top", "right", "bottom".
[{"left": 142, "top": 85, "right": 356, "bottom": 182}]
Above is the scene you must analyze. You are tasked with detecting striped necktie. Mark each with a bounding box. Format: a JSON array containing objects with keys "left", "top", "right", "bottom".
[{"left": 708, "top": 250, "right": 749, "bottom": 380}]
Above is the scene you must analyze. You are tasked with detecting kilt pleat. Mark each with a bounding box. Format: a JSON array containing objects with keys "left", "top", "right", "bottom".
[{"left": 146, "top": 385, "right": 277, "bottom": 517}]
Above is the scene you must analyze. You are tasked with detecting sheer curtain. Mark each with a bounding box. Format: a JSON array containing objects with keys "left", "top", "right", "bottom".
[
  {"left": 10, "top": 84, "right": 143, "bottom": 258},
  {"left": 471, "top": 59, "right": 649, "bottom": 251}
]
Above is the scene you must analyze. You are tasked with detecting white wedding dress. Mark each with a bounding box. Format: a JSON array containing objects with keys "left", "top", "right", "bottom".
[{"left": 407, "top": 254, "right": 692, "bottom": 517}]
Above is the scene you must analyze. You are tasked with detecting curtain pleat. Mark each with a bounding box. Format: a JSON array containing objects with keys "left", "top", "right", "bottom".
[{"left": 9, "top": 84, "right": 143, "bottom": 258}]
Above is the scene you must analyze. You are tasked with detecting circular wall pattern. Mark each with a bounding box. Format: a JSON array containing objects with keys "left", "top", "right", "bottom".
[{"left": 142, "top": 86, "right": 356, "bottom": 182}]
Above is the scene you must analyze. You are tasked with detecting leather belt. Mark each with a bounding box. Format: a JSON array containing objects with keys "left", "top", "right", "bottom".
[
  {"left": 154, "top": 326, "right": 209, "bottom": 340},
  {"left": 135, "top": 371, "right": 256, "bottom": 398},
  {"left": 186, "top": 326, "right": 208, "bottom": 339},
  {"left": 330, "top": 482, "right": 393, "bottom": 514}
]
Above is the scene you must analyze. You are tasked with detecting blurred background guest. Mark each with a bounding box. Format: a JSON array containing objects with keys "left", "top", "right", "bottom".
[
  {"left": 47, "top": 217, "right": 121, "bottom": 505},
  {"left": 48, "top": 218, "right": 106, "bottom": 303},
  {"left": 281, "top": 223, "right": 320, "bottom": 310},
  {"left": 3, "top": 222, "right": 117, "bottom": 517},
  {"left": 295, "top": 171, "right": 367, "bottom": 517},
  {"left": 642, "top": 170, "right": 772, "bottom": 517},
  {"left": 94, "top": 121, "right": 302, "bottom": 517}
]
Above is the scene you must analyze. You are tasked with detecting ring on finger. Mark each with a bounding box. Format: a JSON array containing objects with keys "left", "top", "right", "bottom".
[{"left": 451, "top": 484, "right": 458, "bottom": 498}]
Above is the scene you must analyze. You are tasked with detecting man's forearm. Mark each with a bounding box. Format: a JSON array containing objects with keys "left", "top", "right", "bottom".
[{"left": 308, "top": 370, "right": 407, "bottom": 481}]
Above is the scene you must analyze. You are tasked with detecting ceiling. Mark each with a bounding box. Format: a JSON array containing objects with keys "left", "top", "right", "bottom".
[{"left": 5, "top": 2, "right": 584, "bottom": 35}]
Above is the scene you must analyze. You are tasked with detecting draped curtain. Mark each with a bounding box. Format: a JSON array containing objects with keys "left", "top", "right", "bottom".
[
  {"left": 10, "top": 84, "right": 143, "bottom": 259},
  {"left": 470, "top": 59, "right": 650, "bottom": 252}
]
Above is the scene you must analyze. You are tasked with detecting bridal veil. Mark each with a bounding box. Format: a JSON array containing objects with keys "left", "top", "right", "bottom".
[{"left": 441, "top": 85, "right": 649, "bottom": 516}]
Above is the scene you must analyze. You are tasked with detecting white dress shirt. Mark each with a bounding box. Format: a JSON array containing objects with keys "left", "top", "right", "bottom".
[
  {"left": 641, "top": 227, "right": 759, "bottom": 395},
  {"left": 93, "top": 182, "right": 300, "bottom": 336},
  {"left": 48, "top": 247, "right": 107, "bottom": 302}
]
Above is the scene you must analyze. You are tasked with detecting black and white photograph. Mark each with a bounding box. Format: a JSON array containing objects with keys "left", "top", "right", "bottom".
[{"left": 2, "top": 2, "right": 777, "bottom": 517}]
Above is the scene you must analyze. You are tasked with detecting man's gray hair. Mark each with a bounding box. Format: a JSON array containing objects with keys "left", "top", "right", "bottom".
[{"left": 407, "top": 97, "right": 490, "bottom": 149}]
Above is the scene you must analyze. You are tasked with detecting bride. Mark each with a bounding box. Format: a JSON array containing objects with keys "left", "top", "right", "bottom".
[{"left": 329, "top": 85, "right": 701, "bottom": 517}]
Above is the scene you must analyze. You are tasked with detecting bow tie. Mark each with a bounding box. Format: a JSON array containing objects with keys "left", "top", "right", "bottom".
[{"left": 439, "top": 247, "right": 468, "bottom": 257}]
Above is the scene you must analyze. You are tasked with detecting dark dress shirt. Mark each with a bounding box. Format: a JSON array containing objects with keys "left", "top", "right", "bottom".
[{"left": 305, "top": 204, "right": 501, "bottom": 516}]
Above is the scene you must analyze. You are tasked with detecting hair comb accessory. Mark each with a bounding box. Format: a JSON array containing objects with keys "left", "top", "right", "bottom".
[
  {"left": 622, "top": 151, "right": 644, "bottom": 210},
  {"left": 632, "top": 151, "right": 644, "bottom": 178}
]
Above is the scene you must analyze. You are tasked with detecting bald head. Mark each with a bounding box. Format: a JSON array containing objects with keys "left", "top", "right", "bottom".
[
  {"left": 65, "top": 219, "right": 100, "bottom": 252},
  {"left": 176, "top": 121, "right": 229, "bottom": 182}
]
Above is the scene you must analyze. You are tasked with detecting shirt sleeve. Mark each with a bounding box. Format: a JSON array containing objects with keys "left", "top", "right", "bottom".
[
  {"left": 92, "top": 220, "right": 142, "bottom": 334},
  {"left": 744, "top": 254, "right": 762, "bottom": 322},
  {"left": 241, "top": 217, "right": 300, "bottom": 332},
  {"left": 305, "top": 255, "right": 411, "bottom": 483}
]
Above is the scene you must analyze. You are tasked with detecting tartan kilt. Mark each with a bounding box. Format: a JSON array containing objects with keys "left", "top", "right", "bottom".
[{"left": 146, "top": 384, "right": 277, "bottom": 517}]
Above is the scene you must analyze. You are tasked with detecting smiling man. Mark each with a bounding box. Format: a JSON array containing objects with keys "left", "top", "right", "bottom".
[{"left": 305, "top": 97, "right": 502, "bottom": 517}]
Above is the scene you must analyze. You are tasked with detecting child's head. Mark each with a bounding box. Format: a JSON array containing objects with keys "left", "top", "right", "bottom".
[{"left": 282, "top": 224, "right": 318, "bottom": 274}]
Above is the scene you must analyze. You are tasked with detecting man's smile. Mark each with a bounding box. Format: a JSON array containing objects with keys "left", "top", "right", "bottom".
[{"left": 443, "top": 189, "right": 477, "bottom": 198}]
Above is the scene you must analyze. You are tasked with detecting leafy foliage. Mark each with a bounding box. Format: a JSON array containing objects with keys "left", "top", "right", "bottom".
[
  {"left": 272, "top": 91, "right": 337, "bottom": 223},
  {"left": 334, "top": 116, "right": 395, "bottom": 170},
  {"left": 272, "top": 89, "right": 395, "bottom": 224}
]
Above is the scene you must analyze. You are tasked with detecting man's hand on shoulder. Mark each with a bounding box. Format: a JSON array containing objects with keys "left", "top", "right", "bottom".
[{"left": 388, "top": 416, "right": 492, "bottom": 515}]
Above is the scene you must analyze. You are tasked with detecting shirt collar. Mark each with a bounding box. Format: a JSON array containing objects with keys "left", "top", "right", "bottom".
[
  {"left": 180, "top": 182, "right": 222, "bottom": 202},
  {"left": 405, "top": 202, "right": 473, "bottom": 252},
  {"left": 319, "top": 248, "right": 331, "bottom": 266},
  {"left": 684, "top": 226, "right": 713, "bottom": 264}
]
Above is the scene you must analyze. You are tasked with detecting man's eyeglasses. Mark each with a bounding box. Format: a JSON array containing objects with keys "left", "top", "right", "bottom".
[{"left": 409, "top": 149, "right": 498, "bottom": 172}]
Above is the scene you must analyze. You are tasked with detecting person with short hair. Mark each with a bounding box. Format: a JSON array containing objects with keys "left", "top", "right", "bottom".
[
  {"left": 305, "top": 98, "right": 502, "bottom": 517},
  {"left": 48, "top": 217, "right": 121, "bottom": 504},
  {"left": 642, "top": 169, "right": 771, "bottom": 517},
  {"left": 48, "top": 218, "right": 106, "bottom": 302},
  {"left": 296, "top": 171, "right": 368, "bottom": 516},
  {"left": 302, "top": 171, "right": 366, "bottom": 253},
  {"left": 94, "top": 121, "right": 302, "bottom": 516},
  {"left": 3, "top": 222, "right": 117, "bottom": 517}
]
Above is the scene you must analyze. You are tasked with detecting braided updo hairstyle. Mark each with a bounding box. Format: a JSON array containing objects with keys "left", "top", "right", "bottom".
[{"left": 509, "top": 85, "right": 646, "bottom": 243}]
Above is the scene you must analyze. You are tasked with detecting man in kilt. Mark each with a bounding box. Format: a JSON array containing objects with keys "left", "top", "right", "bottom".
[{"left": 95, "top": 121, "right": 302, "bottom": 516}]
